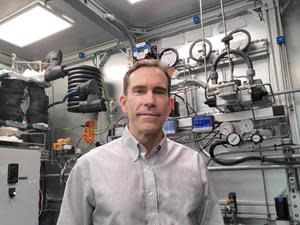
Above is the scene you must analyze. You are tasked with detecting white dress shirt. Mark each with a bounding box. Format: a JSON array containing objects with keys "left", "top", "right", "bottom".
[{"left": 57, "top": 126, "right": 224, "bottom": 225}]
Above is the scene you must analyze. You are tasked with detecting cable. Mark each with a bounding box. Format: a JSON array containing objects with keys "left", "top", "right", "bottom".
[
  {"left": 112, "top": 116, "right": 128, "bottom": 128},
  {"left": 209, "top": 140, "right": 300, "bottom": 166},
  {"left": 173, "top": 94, "right": 196, "bottom": 115},
  {"left": 48, "top": 90, "right": 77, "bottom": 109},
  {"left": 194, "top": 123, "right": 221, "bottom": 154},
  {"left": 38, "top": 188, "right": 44, "bottom": 217}
]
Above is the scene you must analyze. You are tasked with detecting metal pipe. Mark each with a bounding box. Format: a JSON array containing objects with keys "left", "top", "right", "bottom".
[
  {"left": 208, "top": 164, "right": 300, "bottom": 171},
  {"left": 199, "top": 0, "right": 208, "bottom": 82},
  {"left": 219, "top": 0, "right": 234, "bottom": 81},
  {"left": 263, "top": 7, "right": 281, "bottom": 104},
  {"left": 219, "top": 200, "right": 275, "bottom": 206},
  {"left": 273, "top": 88, "right": 300, "bottom": 96},
  {"left": 260, "top": 152, "right": 271, "bottom": 219},
  {"left": 42, "top": 173, "right": 69, "bottom": 177},
  {"left": 171, "top": 79, "right": 208, "bottom": 90}
]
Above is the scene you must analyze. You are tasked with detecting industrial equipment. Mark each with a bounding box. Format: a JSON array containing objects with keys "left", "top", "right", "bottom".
[
  {"left": 0, "top": 147, "right": 41, "bottom": 225},
  {"left": 45, "top": 50, "right": 107, "bottom": 113}
]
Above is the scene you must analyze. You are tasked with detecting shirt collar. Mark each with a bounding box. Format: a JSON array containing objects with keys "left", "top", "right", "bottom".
[{"left": 121, "top": 126, "right": 167, "bottom": 162}]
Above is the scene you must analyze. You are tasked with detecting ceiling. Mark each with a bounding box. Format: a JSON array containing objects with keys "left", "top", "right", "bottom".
[{"left": 0, "top": 0, "right": 231, "bottom": 62}]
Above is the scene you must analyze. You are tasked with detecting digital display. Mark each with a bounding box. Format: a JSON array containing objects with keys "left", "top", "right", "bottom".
[
  {"left": 192, "top": 115, "right": 214, "bottom": 133},
  {"left": 7, "top": 163, "right": 19, "bottom": 184},
  {"left": 163, "top": 119, "right": 177, "bottom": 134}
]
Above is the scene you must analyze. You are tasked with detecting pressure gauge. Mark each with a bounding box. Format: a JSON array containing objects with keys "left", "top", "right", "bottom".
[
  {"left": 219, "top": 121, "right": 234, "bottom": 136},
  {"left": 189, "top": 38, "right": 212, "bottom": 62},
  {"left": 251, "top": 133, "right": 263, "bottom": 145},
  {"left": 133, "top": 41, "right": 152, "bottom": 61},
  {"left": 227, "top": 133, "right": 241, "bottom": 146},
  {"left": 227, "top": 28, "right": 251, "bottom": 51},
  {"left": 239, "top": 119, "right": 254, "bottom": 133},
  {"left": 159, "top": 48, "right": 179, "bottom": 68}
]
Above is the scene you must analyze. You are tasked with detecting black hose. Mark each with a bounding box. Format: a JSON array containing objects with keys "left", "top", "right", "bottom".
[
  {"left": 210, "top": 140, "right": 263, "bottom": 166},
  {"left": 65, "top": 65, "right": 103, "bottom": 113},
  {"left": 209, "top": 140, "right": 300, "bottom": 166},
  {"left": 211, "top": 49, "right": 253, "bottom": 72}
]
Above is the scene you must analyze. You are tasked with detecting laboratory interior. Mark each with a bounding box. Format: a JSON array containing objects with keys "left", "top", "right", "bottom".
[{"left": 0, "top": 0, "right": 300, "bottom": 225}]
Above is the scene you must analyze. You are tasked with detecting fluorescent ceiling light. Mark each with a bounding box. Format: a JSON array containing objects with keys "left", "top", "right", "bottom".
[
  {"left": 0, "top": 3, "right": 72, "bottom": 47},
  {"left": 128, "top": 0, "right": 143, "bottom": 4}
]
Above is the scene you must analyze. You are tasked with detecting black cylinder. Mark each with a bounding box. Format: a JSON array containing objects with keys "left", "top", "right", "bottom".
[
  {"left": 169, "top": 100, "right": 180, "bottom": 117},
  {"left": 0, "top": 79, "right": 26, "bottom": 122},
  {"left": 26, "top": 84, "right": 49, "bottom": 124}
]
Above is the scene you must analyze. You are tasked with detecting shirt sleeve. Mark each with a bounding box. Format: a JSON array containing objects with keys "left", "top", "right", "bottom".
[
  {"left": 56, "top": 158, "right": 95, "bottom": 225},
  {"left": 198, "top": 156, "right": 224, "bottom": 225}
]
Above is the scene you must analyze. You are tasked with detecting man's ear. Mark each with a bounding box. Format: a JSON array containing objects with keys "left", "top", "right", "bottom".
[{"left": 119, "top": 95, "right": 128, "bottom": 113}]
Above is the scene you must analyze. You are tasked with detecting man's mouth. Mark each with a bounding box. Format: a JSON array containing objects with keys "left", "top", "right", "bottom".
[{"left": 137, "top": 112, "right": 160, "bottom": 117}]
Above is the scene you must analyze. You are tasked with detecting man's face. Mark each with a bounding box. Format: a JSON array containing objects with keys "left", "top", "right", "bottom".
[{"left": 120, "top": 66, "right": 174, "bottom": 136}]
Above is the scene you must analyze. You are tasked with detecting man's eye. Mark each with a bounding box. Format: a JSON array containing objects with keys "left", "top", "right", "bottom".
[
  {"left": 154, "top": 89, "right": 166, "bottom": 94},
  {"left": 133, "top": 89, "right": 144, "bottom": 94}
]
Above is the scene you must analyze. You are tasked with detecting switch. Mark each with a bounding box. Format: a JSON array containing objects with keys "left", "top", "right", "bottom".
[{"left": 8, "top": 187, "right": 16, "bottom": 198}]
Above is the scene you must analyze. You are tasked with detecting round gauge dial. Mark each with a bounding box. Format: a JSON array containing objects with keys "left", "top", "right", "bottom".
[
  {"left": 227, "top": 28, "right": 251, "bottom": 51},
  {"left": 251, "top": 133, "right": 262, "bottom": 145},
  {"left": 239, "top": 119, "right": 254, "bottom": 133},
  {"left": 227, "top": 133, "right": 241, "bottom": 146},
  {"left": 159, "top": 48, "right": 179, "bottom": 68},
  {"left": 219, "top": 121, "right": 234, "bottom": 136},
  {"left": 189, "top": 38, "right": 212, "bottom": 62}
]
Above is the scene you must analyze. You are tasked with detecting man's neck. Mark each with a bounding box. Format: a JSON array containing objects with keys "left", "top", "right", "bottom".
[{"left": 129, "top": 128, "right": 164, "bottom": 153}]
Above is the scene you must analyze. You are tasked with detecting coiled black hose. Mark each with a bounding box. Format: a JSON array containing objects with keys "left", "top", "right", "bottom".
[{"left": 65, "top": 65, "right": 102, "bottom": 113}]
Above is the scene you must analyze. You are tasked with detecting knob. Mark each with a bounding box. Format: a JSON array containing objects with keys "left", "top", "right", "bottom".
[
  {"left": 8, "top": 187, "right": 16, "bottom": 198},
  {"left": 251, "top": 133, "right": 263, "bottom": 145}
]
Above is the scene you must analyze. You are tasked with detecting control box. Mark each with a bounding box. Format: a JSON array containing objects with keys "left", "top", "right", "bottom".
[{"left": 0, "top": 147, "right": 40, "bottom": 225}]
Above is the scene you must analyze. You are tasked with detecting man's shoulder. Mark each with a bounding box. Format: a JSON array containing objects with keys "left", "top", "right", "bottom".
[
  {"left": 79, "top": 137, "right": 122, "bottom": 161},
  {"left": 166, "top": 138, "right": 199, "bottom": 156}
]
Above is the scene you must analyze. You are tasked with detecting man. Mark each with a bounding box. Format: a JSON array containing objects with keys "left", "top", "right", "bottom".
[{"left": 57, "top": 59, "right": 224, "bottom": 225}]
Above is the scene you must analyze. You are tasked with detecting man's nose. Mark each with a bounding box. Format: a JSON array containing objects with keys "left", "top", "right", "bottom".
[{"left": 143, "top": 91, "right": 155, "bottom": 106}]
